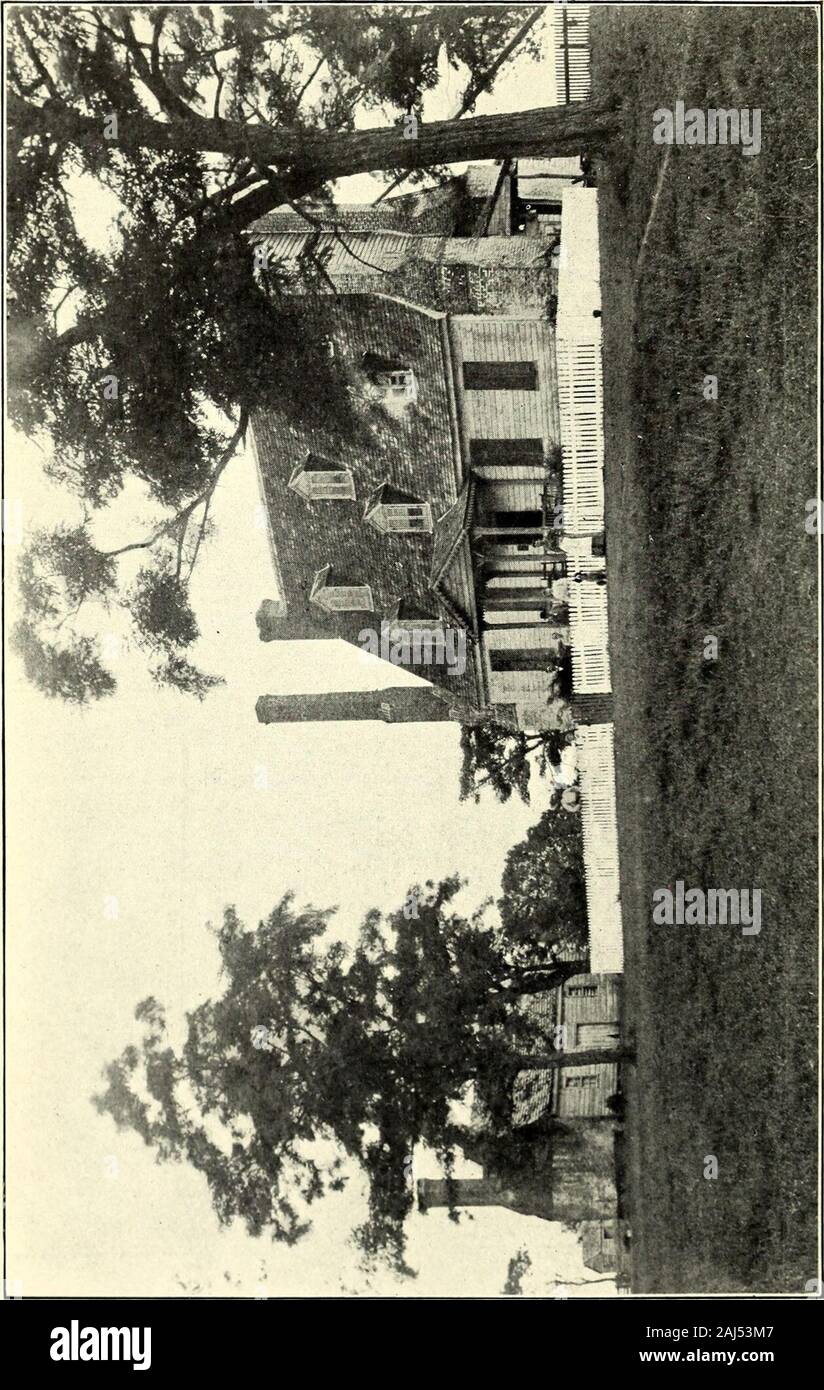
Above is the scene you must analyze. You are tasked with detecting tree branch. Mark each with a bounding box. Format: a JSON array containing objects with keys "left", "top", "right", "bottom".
[
  {"left": 150, "top": 8, "right": 169, "bottom": 81},
  {"left": 212, "top": 62, "right": 225, "bottom": 121},
  {"left": 9, "top": 90, "right": 620, "bottom": 172},
  {"left": 13, "top": 14, "right": 64, "bottom": 104},
  {"left": 294, "top": 55, "right": 325, "bottom": 109},
  {"left": 374, "top": 6, "right": 548, "bottom": 204},
  {"left": 101, "top": 409, "right": 249, "bottom": 569},
  {"left": 116, "top": 9, "right": 196, "bottom": 122}
]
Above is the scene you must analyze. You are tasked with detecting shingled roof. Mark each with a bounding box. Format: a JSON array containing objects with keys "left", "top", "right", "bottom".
[
  {"left": 251, "top": 293, "right": 483, "bottom": 710},
  {"left": 430, "top": 480, "right": 478, "bottom": 635},
  {"left": 252, "top": 179, "right": 465, "bottom": 236}
]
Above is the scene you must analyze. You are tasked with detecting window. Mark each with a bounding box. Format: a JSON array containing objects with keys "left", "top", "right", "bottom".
[
  {"left": 567, "top": 985, "right": 598, "bottom": 998},
  {"left": 309, "top": 565, "right": 374, "bottom": 614},
  {"left": 362, "top": 352, "right": 417, "bottom": 403},
  {"left": 307, "top": 474, "right": 355, "bottom": 500},
  {"left": 320, "top": 586, "right": 374, "bottom": 611},
  {"left": 289, "top": 456, "right": 355, "bottom": 502},
  {"left": 471, "top": 439, "right": 544, "bottom": 468},
  {"left": 364, "top": 483, "right": 433, "bottom": 535},
  {"left": 384, "top": 600, "right": 443, "bottom": 640},
  {"left": 564, "top": 1074, "right": 597, "bottom": 1089},
  {"left": 463, "top": 361, "right": 538, "bottom": 391},
  {"left": 376, "top": 369, "right": 416, "bottom": 396},
  {"left": 382, "top": 503, "right": 432, "bottom": 533}
]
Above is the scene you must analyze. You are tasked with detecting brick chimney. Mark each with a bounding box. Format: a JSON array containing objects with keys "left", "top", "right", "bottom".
[{"left": 256, "top": 687, "right": 466, "bottom": 725}]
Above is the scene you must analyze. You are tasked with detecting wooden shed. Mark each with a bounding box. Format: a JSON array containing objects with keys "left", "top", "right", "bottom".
[{"left": 512, "top": 973, "right": 623, "bottom": 1122}]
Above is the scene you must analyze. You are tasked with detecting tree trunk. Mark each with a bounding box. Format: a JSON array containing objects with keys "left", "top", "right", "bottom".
[{"left": 11, "top": 93, "right": 622, "bottom": 196}]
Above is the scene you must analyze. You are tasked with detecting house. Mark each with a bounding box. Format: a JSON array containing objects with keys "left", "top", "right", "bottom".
[
  {"left": 250, "top": 159, "right": 624, "bottom": 975},
  {"left": 510, "top": 972, "right": 622, "bottom": 1123},
  {"left": 251, "top": 162, "right": 606, "bottom": 738},
  {"left": 580, "top": 1218, "right": 632, "bottom": 1281},
  {"left": 417, "top": 974, "right": 624, "bottom": 1225}
]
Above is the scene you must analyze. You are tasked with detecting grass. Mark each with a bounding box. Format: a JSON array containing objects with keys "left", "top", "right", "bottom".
[{"left": 591, "top": 4, "right": 819, "bottom": 1293}]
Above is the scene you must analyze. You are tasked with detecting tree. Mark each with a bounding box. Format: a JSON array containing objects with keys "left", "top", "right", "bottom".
[
  {"left": 501, "top": 1248, "right": 616, "bottom": 1296},
  {"left": 499, "top": 800, "right": 588, "bottom": 960},
  {"left": 10, "top": 619, "right": 116, "bottom": 704},
  {"left": 93, "top": 878, "right": 616, "bottom": 1273},
  {"left": 8, "top": 4, "right": 621, "bottom": 700},
  {"left": 502, "top": 1247, "right": 532, "bottom": 1295},
  {"left": 460, "top": 719, "right": 573, "bottom": 804}
]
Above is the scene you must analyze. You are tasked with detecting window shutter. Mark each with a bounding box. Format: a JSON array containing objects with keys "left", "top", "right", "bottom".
[
  {"left": 463, "top": 361, "right": 538, "bottom": 391},
  {"left": 490, "top": 651, "right": 554, "bottom": 673},
  {"left": 471, "top": 439, "right": 544, "bottom": 468}
]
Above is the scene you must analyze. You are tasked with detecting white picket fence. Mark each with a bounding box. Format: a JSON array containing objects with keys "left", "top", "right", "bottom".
[
  {"left": 555, "top": 185, "right": 611, "bottom": 697},
  {"left": 552, "top": 181, "right": 623, "bottom": 970},
  {"left": 575, "top": 723, "right": 624, "bottom": 972},
  {"left": 567, "top": 583, "right": 610, "bottom": 694},
  {"left": 556, "top": 338, "right": 610, "bottom": 694},
  {"left": 553, "top": 5, "right": 592, "bottom": 104},
  {"left": 557, "top": 336, "right": 604, "bottom": 536}
]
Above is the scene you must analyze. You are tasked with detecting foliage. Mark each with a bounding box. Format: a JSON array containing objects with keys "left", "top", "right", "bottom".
[
  {"left": 129, "top": 566, "right": 200, "bottom": 651},
  {"left": 502, "top": 1247, "right": 532, "bottom": 1295},
  {"left": 150, "top": 655, "right": 225, "bottom": 701},
  {"left": 22, "top": 522, "right": 118, "bottom": 612},
  {"left": 498, "top": 801, "right": 588, "bottom": 960},
  {"left": 460, "top": 720, "right": 572, "bottom": 804},
  {"left": 94, "top": 878, "right": 563, "bottom": 1272},
  {"left": 11, "top": 619, "right": 116, "bottom": 704},
  {"left": 306, "top": 4, "right": 544, "bottom": 116},
  {"left": 8, "top": 4, "right": 547, "bottom": 701},
  {"left": 14, "top": 524, "right": 223, "bottom": 703}
]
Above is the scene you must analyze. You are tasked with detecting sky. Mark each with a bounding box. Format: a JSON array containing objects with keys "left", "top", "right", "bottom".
[{"left": 4, "top": 5, "right": 616, "bottom": 1298}]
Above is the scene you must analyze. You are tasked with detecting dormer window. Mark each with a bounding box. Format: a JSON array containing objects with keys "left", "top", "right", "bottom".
[
  {"left": 309, "top": 564, "right": 373, "bottom": 613},
  {"left": 362, "top": 352, "right": 418, "bottom": 403},
  {"left": 383, "top": 598, "right": 444, "bottom": 643},
  {"left": 383, "top": 503, "right": 431, "bottom": 532},
  {"left": 364, "top": 482, "right": 433, "bottom": 534},
  {"left": 378, "top": 368, "right": 415, "bottom": 395},
  {"left": 288, "top": 453, "right": 355, "bottom": 501}
]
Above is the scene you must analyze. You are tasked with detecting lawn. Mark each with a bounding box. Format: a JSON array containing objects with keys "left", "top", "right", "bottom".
[{"left": 591, "top": 4, "right": 819, "bottom": 1292}]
